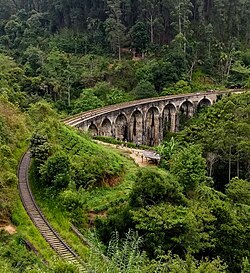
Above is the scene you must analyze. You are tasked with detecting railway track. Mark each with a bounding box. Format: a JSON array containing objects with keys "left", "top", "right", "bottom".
[{"left": 18, "top": 152, "right": 86, "bottom": 272}]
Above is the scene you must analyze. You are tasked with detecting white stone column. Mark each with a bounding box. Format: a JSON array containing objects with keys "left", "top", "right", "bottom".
[{"left": 171, "top": 112, "right": 176, "bottom": 132}]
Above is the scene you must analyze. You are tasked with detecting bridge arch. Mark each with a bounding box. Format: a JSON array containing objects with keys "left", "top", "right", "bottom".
[
  {"left": 100, "top": 118, "right": 112, "bottom": 137},
  {"left": 178, "top": 100, "right": 195, "bottom": 130},
  {"left": 130, "top": 109, "right": 143, "bottom": 144},
  {"left": 179, "top": 100, "right": 195, "bottom": 118},
  {"left": 162, "top": 103, "right": 177, "bottom": 134},
  {"left": 197, "top": 97, "right": 212, "bottom": 111},
  {"left": 145, "top": 106, "right": 160, "bottom": 146},
  {"left": 114, "top": 113, "right": 129, "bottom": 141},
  {"left": 88, "top": 123, "right": 98, "bottom": 136}
]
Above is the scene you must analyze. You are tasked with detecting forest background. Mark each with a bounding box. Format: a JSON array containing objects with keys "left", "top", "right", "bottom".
[{"left": 1, "top": 0, "right": 250, "bottom": 113}]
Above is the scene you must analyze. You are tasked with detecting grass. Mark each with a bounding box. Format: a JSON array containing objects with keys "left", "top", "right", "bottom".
[
  {"left": 94, "top": 135, "right": 154, "bottom": 151},
  {"left": 84, "top": 155, "right": 137, "bottom": 212}
]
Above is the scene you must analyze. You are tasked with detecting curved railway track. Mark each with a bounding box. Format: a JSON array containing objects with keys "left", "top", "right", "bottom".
[{"left": 18, "top": 152, "right": 86, "bottom": 272}]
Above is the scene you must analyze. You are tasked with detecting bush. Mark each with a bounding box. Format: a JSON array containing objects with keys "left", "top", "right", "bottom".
[
  {"left": 3, "top": 172, "right": 17, "bottom": 186},
  {"left": 226, "top": 177, "right": 250, "bottom": 205},
  {"left": 40, "top": 152, "right": 71, "bottom": 189},
  {"left": 30, "top": 131, "right": 52, "bottom": 165},
  {"left": 130, "top": 167, "right": 185, "bottom": 207},
  {"left": 161, "top": 80, "right": 191, "bottom": 96},
  {"left": 72, "top": 89, "right": 104, "bottom": 114},
  {"left": 132, "top": 80, "right": 157, "bottom": 99},
  {"left": 59, "top": 189, "right": 83, "bottom": 211},
  {"left": 0, "top": 145, "right": 12, "bottom": 157},
  {"left": 95, "top": 204, "right": 134, "bottom": 245}
]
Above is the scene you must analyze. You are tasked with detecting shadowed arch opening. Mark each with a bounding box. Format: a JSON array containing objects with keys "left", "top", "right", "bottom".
[
  {"left": 115, "top": 113, "right": 128, "bottom": 141},
  {"left": 88, "top": 123, "right": 98, "bottom": 137},
  {"left": 101, "top": 118, "right": 112, "bottom": 137},
  {"left": 180, "top": 100, "right": 194, "bottom": 118},
  {"left": 145, "top": 107, "right": 160, "bottom": 146},
  {"left": 162, "top": 103, "right": 177, "bottom": 136},
  {"left": 178, "top": 100, "right": 194, "bottom": 130},
  {"left": 130, "top": 110, "right": 143, "bottom": 144},
  {"left": 197, "top": 97, "right": 212, "bottom": 111}
]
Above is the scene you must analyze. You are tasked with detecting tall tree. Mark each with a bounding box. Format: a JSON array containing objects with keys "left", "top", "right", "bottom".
[
  {"left": 138, "top": 0, "right": 161, "bottom": 44},
  {"left": 170, "top": 144, "right": 207, "bottom": 195},
  {"left": 171, "top": 0, "right": 193, "bottom": 53},
  {"left": 129, "top": 21, "right": 149, "bottom": 56},
  {"left": 105, "top": 0, "right": 126, "bottom": 60}
]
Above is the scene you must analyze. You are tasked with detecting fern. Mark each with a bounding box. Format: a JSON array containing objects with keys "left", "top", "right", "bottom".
[{"left": 86, "top": 230, "right": 148, "bottom": 273}]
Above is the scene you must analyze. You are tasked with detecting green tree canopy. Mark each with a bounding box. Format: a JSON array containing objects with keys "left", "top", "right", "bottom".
[
  {"left": 130, "top": 167, "right": 185, "bottom": 207},
  {"left": 170, "top": 145, "right": 207, "bottom": 194}
]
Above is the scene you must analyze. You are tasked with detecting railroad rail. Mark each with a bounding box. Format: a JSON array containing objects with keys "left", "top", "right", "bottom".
[{"left": 18, "top": 152, "right": 86, "bottom": 272}]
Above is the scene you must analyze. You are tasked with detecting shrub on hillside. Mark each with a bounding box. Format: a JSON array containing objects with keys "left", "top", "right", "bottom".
[
  {"left": 130, "top": 167, "right": 185, "bottom": 207},
  {"left": 40, "top": 152, "right": 71, "bottom": 189}
]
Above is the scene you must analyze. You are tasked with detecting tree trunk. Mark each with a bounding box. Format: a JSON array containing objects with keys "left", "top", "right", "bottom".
[
  {"left": 150, "top": 15, "right": 154, "bottom": 44},
  {"left": 226, "top": 56, "right": 233, "bottom": 80},
  {"left": 11, "top": 0, "right": 18, "bottom": 9},
  {"left": 118, "top": 31, "right": 121, "bottom": 61},
  {"left": 237, "top": 153, "right": 240, "bottom": 178},
  {"left": 189, "top": 60, "right": 196, "bottom": 81},
  {"left": 207, "top": 152, "right": 217, "bottom": 177},
  {"left": 229, "top": 146, "right": 232, "bottom": 183},
  {"left": 178, "top": 0, "right": 182, "bottom": 34},
  {"left": 67, "top": 76, "right": 71, "bottom": 107},
  {"left": 118, "top": 45, "right": 121, "bottom": 61},
  {"left": 209, "top": 163, "right": 212, "bottom": 177}
]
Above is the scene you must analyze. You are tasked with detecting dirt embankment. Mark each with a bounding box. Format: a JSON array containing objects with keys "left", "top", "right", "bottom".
[{"left": 0, "top": 220, "right": 16, "bottom": 234}]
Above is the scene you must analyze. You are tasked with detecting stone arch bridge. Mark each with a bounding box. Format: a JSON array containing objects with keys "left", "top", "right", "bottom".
[{"left": 65, "top": 90, "right": 242, "bottom": 146}]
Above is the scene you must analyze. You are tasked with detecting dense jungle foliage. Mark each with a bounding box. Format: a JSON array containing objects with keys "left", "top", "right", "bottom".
[
  {"left": 96, "top": 93, "right": 250, "bottom": 273},
  {"left": 1, "top": 0, "right": 250, "bottom": 114},
  {"left": 0, "top": 0, "right": 250, "bottom": 272}
]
